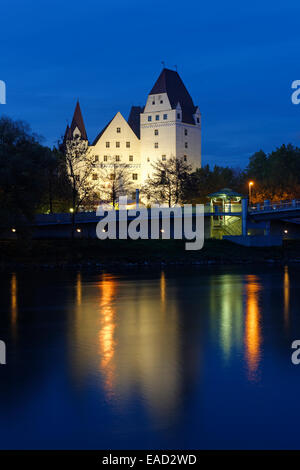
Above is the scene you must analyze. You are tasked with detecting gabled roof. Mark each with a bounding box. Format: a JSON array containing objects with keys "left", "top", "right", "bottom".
[
  {"left": 92, "top": 117, "right": 114, "bottom": 146},
  {"left": 69, "top": 101, "right": 88, "bottom": 140},
  {"left": 149, "top": 68, "right": 197, "bottom": 125},
  {"left": 127, "top": 106, "right": 144, "bottom": 139}
]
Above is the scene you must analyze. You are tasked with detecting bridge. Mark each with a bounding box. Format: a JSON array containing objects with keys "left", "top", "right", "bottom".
[{"left": 248, "top": 199, "right": 300, "bottom": 221}]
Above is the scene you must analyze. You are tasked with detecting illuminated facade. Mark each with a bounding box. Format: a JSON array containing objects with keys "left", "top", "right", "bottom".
[{"left": 63, "top": 68, "right": 201, "bottom": 191}]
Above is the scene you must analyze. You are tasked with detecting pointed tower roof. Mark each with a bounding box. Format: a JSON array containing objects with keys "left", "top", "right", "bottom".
[
  {"left": 149, "top": 68, "right": 197, "bottom": 124},
  {"left": 70, "top": 101, "right": 88, "bottom": 140},
  {"left": 128, "top": 105, "right": 144, "bottom": 139}
]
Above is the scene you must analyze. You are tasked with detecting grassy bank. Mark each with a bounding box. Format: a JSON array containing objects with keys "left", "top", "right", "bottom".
[{"left": 0, "top": 238, "right": 299, "bottom": 269}]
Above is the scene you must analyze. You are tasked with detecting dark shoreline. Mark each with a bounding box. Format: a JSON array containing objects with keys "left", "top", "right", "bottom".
[{"left": 0, "top": 239, "right": 300, "bottom": 270}]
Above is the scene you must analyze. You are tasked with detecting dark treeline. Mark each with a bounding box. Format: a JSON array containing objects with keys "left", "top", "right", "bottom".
[
  {"left": 0, "top": 116, "right": 72, "bottom": 233},
  {"left": 1, "top": 116, "right": 300, "bottom": 233}
]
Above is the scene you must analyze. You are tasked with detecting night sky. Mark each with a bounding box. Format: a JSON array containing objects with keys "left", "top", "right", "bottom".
[{"left": 1, "top": 0, "right": 300, "bottom": 168}]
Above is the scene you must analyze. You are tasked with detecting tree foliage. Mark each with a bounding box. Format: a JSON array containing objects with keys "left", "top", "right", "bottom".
[{"left": 142, "top": 157, "right": 192, "bottom": 206}]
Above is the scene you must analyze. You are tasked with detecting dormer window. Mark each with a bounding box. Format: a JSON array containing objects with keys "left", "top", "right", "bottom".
[
  {"left": 117, "top": 127, "right": 121, "bottom": 133},
  {"left": 148, "top": 116, "right": 152, "bottom": 122},
  {"left": 177, "top": 113, "right": 181, "bottom": 119}
]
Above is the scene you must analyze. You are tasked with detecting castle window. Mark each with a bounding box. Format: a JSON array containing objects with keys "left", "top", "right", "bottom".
[
  {"left": 116, "top": 142, "right": 120, "bottom": 148},
  {"left": 148, "top": 116, "right": 152, "bottom": 122},
  {"left": 160, "top": 100, "right": 163, "bottom": 104},
  {"left": 154, "top": 130, "right": 158, "bottom": 136},
  {"left": 163, "top": 114, "right": 168, "bottom": 120},
  {"left": 92, "top": 173, "right": 98, "bottom": 180},
  {"left": 162, "top": 155, "right": 166, "bottom": 161},
  {"left": 152, "top": 100, "right": 155, "bottom": 105},
  {"left": 147, "top": 157, "right": 150, "bottom": 162},
  {"left": 75, "top": 175, "right": 80, "bottom": 182},
  {"left": 115, "top": 155, "right": 120, "bottom": 162},
  {"left": 177, "top": 113, "right": 181, "bottom": 119},
  {"left": 185, "top": 142, "right": 188, "bottom": 148},
  {"left": 104, "top": 155, "right": 108, "bottom": 161},
  {"left": 132, "top": 173, "right": 138, "bottom": 180},
  {"left": 110, "top": 173, "right": 115, "bottom": 180},
  {"left": 129, "top": 155, "right": 133, "bottom": 161},
  {"left": 197, "top": 117, "right": 200, "bottom": 123},
  {"left": 106, "top": 142, "right": 110, "bottom": 148},
  {"left": 126, "top": 142, "right": 130, "bottom": 148},
  {"left": 117, "top": 127, "right": 121, "bottom": 133},
  {"left": 94, "top": 155, "right": 99, "bottom": 162},
  {"left": 155, "top": 115, "right": 160, "bottom": 121},
  {"left": 154, "top": 142, "right": 158, "bottom": 148},
  {"left": 184, "top": 129, "right": 188, "bottom": 136},
  {"left": 184, "top": 155, "right": 187, "bottom": 161}
]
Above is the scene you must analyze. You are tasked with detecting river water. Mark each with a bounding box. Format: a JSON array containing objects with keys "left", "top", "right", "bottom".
[{"left": 0, "top": 266, "right": 299, "bottom": 449}]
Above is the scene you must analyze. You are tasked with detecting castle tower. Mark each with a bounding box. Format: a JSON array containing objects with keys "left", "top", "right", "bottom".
[
  {"left": 62, "top": 100, "right": 88, "bottom": 150},
  {"left": 140, "top": 68, "right": 201, "bottom": 182}
]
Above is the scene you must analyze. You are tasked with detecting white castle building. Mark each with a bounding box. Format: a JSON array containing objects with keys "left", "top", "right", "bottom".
[{"left": 63, "top": 68, "right": 201, "bottom": 189}]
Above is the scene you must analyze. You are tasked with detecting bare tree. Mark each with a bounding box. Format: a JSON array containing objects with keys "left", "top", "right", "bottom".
[
  {"left": 142, "top": 156, "right": 192, "bottom": 206},
  {"left": 64, "top": 138, "right": 98, "bottom": 236},
  {"left": 98, "top": 159, "right": 134, "bottom": 207}
]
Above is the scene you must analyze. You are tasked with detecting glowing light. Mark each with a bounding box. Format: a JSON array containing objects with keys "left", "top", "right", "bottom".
[
  {"left": 76, "top": 228, "right": 81, "bottom": 233},
  {"left": 69, "top": 208, "right": 74, "bottom": 213},
  {"left": 244, "top": 275, "right": 261, "bottom": 381},
  {"left": 284, "top": 229, "right": 288, "bottom": 234},
  {"left": 161, "top": 229, "right": 165, "bottom": 233},
  {"left": 249, "top": 181, "right": 254, "bottom": 186},
  {"left": 11, "top": 228, "right": 16, "bottom": 233}
]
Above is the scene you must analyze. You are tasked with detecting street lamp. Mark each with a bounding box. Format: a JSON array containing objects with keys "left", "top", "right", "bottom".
[{"left": 248, "top": 181, "right": 254, "bottom": 206}]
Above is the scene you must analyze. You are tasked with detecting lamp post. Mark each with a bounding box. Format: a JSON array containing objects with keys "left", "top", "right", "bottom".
[{"left": 248, "top": 181, "right": 254, "bottom": 206}]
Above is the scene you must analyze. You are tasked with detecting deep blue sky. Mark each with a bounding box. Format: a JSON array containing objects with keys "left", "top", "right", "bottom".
[{"left": 1, "top": 0, "right": 300, "bottom": 168}]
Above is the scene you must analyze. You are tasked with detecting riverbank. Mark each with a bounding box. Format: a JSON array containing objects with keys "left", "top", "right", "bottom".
[{"left": 0, "top": 238, "right": 299, "bottom": 269}]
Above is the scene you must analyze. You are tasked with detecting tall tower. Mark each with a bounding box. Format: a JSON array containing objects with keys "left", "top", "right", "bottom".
[
  {"left": 62, "top": 100, "right": 88, "bottom": 150},
  {"left": 140, "top": 68, "right": 201, "bottom": 182}
]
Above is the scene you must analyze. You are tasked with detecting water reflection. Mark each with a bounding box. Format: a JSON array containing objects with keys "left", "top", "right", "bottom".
[
  {"left": 10, "top": 272, "right": 18, "bottom": 338},
  {"left": 98, "top": 274, "right": 117, "bottom": 396},
  {"left": 209, "top": 275, "right": 243, "bottom": 361},
  {"left": 244, "top": 275, "right": 262, "bottom": 381},
  {"left": 283, "top": 266, "right": 290, "bottom": 330},
  {"left": 69, "top": 271, "right": 180, "bottom": 419}
]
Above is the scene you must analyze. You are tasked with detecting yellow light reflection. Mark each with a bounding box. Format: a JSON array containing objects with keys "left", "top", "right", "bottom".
[
  {"left": 160, "top": 271, "right": 166, "bottom": 308},
  {"left": 283, "top": 266, "right": 290, "bottom": 330},
  {"left": 98, "top": 274, "right": 117, "bottom": 396},
  {"left": 244, "top": 275, "right": 262, "bottom": 381},
  {"left": 11, "top": 272, "right": 18, "bottom": 337},
  {"left": 76, "top": 272, "right": 82, "bottom": 307}
]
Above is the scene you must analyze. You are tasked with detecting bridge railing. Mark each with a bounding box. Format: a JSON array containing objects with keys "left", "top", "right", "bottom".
[{"left": 249, "top": 199, "right": 300, "bottom": 213}]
